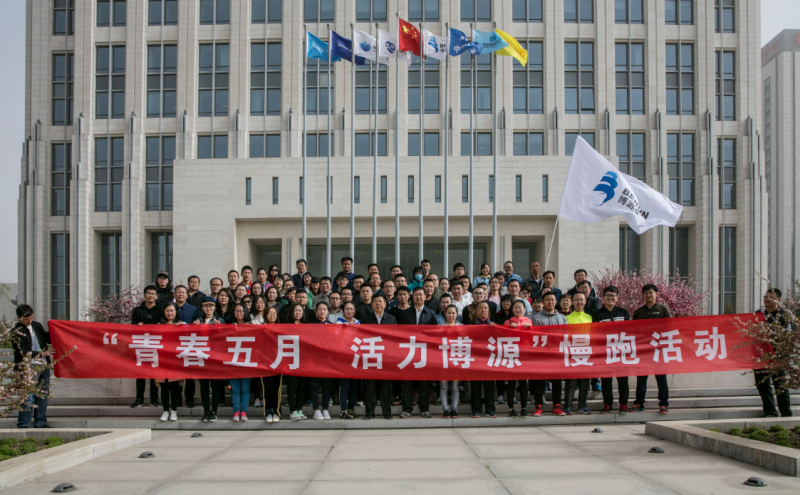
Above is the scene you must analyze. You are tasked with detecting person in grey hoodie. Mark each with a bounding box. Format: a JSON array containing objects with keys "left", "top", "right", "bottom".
[{"left": 530, "top": 292, "right": 568, "bottom": 417}]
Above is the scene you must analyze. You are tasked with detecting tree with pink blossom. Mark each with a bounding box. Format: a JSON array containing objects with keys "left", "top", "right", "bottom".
[
  {"left": 591, "top": 268, "right": 709, "bottom": 317},
  {"left": 84, "top": 286, "right": 143, "bottom": 324}
]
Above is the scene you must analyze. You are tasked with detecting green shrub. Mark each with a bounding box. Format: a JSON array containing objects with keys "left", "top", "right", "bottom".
[
  {"left": 43, "top": 437, "right": 65, "bottom": 448},
  {"left": 728, "top": 428, "right": 743, "bottom": 436},
  {"left": 748, "top": 430, "right": 770, "bottom": 442},
  {"left": 18, "top": 441, "right": 38, "bottom": 455},
  {"left": 0, "top": 438, "right": 17, "bottom": 447},
  {"left": 776, "top": 440, "right": 794, "bottom": 448},
  {"left": 0, "top": 445, "right": 20, "bottom": 457},
  {"left": 709, "top": 428, "right": 720, "bottom": 433},
  {"left": 743, "top": 426, "right": 763, "bottom": 434},
  {"left": 769, "top": 425, "right": 785, "bottom": 433}
]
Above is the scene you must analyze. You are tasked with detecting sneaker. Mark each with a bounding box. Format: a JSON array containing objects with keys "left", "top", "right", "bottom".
[
  {"left": 131, "top": 399, "right": 144, "bottom": 408},
  {"left": 313, "top": 409, "right": 324, "bottom": 420},
  {"left": 340, "top": 410, "right": 347, "bottom": 419},
  {"left": 400, "top": 411, "right": 412, "bottom": 419},
  {"left": 513, "top": 397, "right": 519, "bottom": 404},
  {"left": 508, "top": 409, "right": 517, "bottom": 417},
  {"left": 209, "top": 412, "right": 218, "bottom": 422},
  {"left": 356, "top": 401, "right": 365, "bottom": 407},
  {"left": 520, "top": 408, "right": 527, "bottom": 417},
  {"left": 233, "top": 412, "right": 240, "bottom": 422},
  {"left": 620, "top": 405, "right": 628, "bottom": 415},
  {"left": 420, "top": 411, "right": 432, "bottom": 419},
  {"left": 291, "top": 411, "right": 302, "bottom": 421},
  {"left": 442, "top": 410, "right": 450, "bottom": 418},
  {"left": 202, "top": 413, "right": 210, "bottom": 422},
  {"left": 472, "top": 412, "right": 481, "bottom": 418},
  {"left": 592, "top": 382, "right": 602, "bottom": 392},
  {"left": 150, "top": 400, "right": 161, "bottom": 408},
  {"left": 159, "top": 411, "right": 169, "bottom": 422},
  {"left": 450, "top": 410, "right": 458, "bottom": 418},
  {"left": 497, "top": 395, "right": 505, "bottom": 405},
  {"left": 534, "top": 405, "right": 543, "bottom": 417},
  {"left": 552, "top": 404, "right": 566, "bottom": 416},
  {"left": 564, "top": 408, "right": 573, "bottom": 415},
  {"left": 346, "top": 409, "right": 355, "bottom": 420},
  {"left": 600, "top": 404, "right": 612, "bottom": 414},
  {"left": 254, "top": 399, "right": 262, "bottom": 407},
  {"left": 305, "top": 399, "right": 313, "bottom": 406},
  {"left": 169, "top": 410, "right": 178, "bottom": 421},
  {"left": 322, "top": 410, "right": 331, "bottom": 420},
  {"left": 545, "top": 381, "right": 552, "bottom": 391},
  {"left": 659, "top": 406, "right": 669, "bottom": 414},
  {"left": 266, "top": 414, "right": 273, "bottom": 423},
  {"left": 186, "top": 400, "right": 195, "bottom": 408},
  {"left": 240, "top": 412, "right": 248, "bottom": 422},
  {"left": 579, "top": 408, "right": 591, "bottom": 415},
  {"left": 299, "top": 411, "right": 307, "bottom": 420},
  {"left": 487, "top": 412, "right": 498, "bottom": 418},
  {"left": 272, "top": 413, "right": 280, "bottom": 423}
]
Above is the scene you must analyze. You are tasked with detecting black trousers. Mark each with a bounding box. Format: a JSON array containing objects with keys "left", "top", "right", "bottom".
[
  {"left": 261, "top": 375, "right": 282, "bottom": 414},
  {"left": 506, "top": 380, "right": 528, "bottom": 408},
  {"left": 635, "top": 375, "right": 669, "bottom": 407},
  {"left": 755, "top": 369, "right": 793, "bottom": 417},
  {"left": 402, "top": 380, "right": 430, "bottom": 413},
  {"left": 565, "top": 379, "right": 590, "bottom": 410},
  {"left": 160, "top": 381, "right": 181, "bottom": 413},
  {"left": 310, "top": 377, "right": 335, "bottom": 410},
  {"left": 286, "top": 376, "right": 308, "bottom": 412},
  {"left": 183, "top": 379, "right": 195, "bottom": 403},
  {"left": 364, "top": 379, "right": 392, "bottom": 418},
  {"left": 136, "top": 378, "right": 159, "bottom": 403},
  {"left": 199, "top": 379, "right": 223, "bottom": 415},
  {"left": 470, "top": 381, "right": 496, "bottom": 414},
  {"left": 601, "top": 377, "right": 630, "bottom": 407},
  {"left": 532, "top": 379, "right": 563, "bottom": 406}
]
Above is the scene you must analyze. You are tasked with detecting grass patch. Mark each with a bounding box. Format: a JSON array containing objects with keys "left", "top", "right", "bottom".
[
  {"left": 0, "top": 436, "right": 71, "bottom": 462},
  {"left": 715, "top": 426, "right": 800, "bottom": 449}
]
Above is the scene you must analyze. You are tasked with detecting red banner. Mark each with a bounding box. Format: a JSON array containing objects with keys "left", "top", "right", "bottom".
[{"left": 49, "top": 314, "right": 762, "bottom": 380}]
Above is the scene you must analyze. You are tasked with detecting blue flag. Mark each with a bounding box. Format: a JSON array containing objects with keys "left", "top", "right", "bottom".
[
  {"left": 330, "top": 30, "right": 366, "bottom": 65},
  {"left": 473, "top": 29, "right": 509, "bottom": 54},
  {"left": 449, "top": 27, "right": 482, "bottom": 57},
  {"left": 306, "top": 32, "right": 341, "bottom": 62}
]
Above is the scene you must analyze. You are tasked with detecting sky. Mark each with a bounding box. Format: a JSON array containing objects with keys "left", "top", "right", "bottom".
[{"left": 0, "top": 1, "right": 798, "bottom": 284}]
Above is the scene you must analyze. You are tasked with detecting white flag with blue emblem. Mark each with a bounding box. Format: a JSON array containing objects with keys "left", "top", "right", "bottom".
[
  {"left": 353, "top": 29, "right": 377, "bottom": 62},
  {"left": 558, "top": 137, "right": 683, "bottom": 235},
  {"left": 378, "top": 29, "right": 410, "bottom": 64},
  {"left": 422, "top": 29, "right": 447, "bottom": 61}
]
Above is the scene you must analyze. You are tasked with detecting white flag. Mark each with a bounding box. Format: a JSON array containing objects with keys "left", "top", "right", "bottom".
[
  {"left": 558, "top": 137, "right": 683, "bottom": 235},
  {"left": 377, "top": 29, "right": 397, "bottom": 60},
  {"left": 422, "top": 29, "right": 447, "bottom": 61},
  {"left": 354, "top": 29, "right": 376, "bottom": 62}
]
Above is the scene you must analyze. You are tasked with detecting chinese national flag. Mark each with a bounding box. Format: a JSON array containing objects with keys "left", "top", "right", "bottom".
[{"left": 398, "top": 18, "right": 421, "bottom": 56}]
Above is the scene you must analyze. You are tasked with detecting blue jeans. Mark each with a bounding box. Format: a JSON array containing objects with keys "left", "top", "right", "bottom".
[
  {"left": 230, "top": 378, "right": 250, "bottom": 413},
  {"left": 18, "top": 368, "right": 50, "bottom": 428}
]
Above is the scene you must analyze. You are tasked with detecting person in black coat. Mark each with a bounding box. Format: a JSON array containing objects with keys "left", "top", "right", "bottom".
[
  {"left": 399, "top": 288, "right": 437, "bottom": 418},
  {"left": 360, "top": 295, "right": 397, "bottom": 419},
  {"left": 130, "top": 285, "right": 162, "bottom": 408},
  {"left": 12, "top": 304, "right": 53, "bottom": 428}
]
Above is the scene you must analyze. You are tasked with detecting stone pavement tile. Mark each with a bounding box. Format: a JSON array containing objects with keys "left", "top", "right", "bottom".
[
  {"left": 213, "top": 446, "right": 331, "bottom": 461},
  {"left": 237, "top": 435, "right": 338, "bottom": 447},
  {"left": 646, "top": 469, "right": 800, "bottom": 495},
  {"left": 313, "top": 459, "right": 494, "bottom": 481},
  {"left": 455, "top": 426, "right": 548, "bottom": 435},
  {"left": 93, "top": 446, "right": 227, "bottom": 462},
  {"left": 469, "top": 442, "right": 588, "bottom": 459},
  {"left": 485, "top": 456, "right": 627, "bottom": 478},
  {"left": 177, "top": 461, "right": 322, "bottom": 481},
  {"left": 149, "top": 481, "right": 308, "bottom": 495},
  {"left": 537, "top": 425, "right": 650, "bottom": 443},
  {"left": 604, "top": 449, "right": 782, "bottom": 474},
  {"left": 9, "top": 481, "right": 159, "bottom": 495},
  {"left": 303, "top": 479, "right": 509, "bottom": 495},
  {"left": 143, "top": 431, "right": 249, "bottom": 447},
  {"left": 335, "top": 433, "right": 465, "bottom": 447},
  {"left": 326, "top": 444, "right": 477, "bottom": 461},
  {"left": 458, "top": 432, "right": 561, "bottom": 445},
  {"left": 343, "top": 427, "right": 457, "bottom": 436},
  {"left": 576, "top": 439, "right": 683, "bottom": 457},
  {"left": 35, "top": 461, "right": 197, "bottom": 483},
  {"left": 499, "top": 475, "right": 678, "bottom": 495}
]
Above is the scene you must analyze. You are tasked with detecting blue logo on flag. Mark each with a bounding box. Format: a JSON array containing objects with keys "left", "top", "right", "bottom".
[
  {"left": 359, "top": 41, "right": 371, "bottom": 52},
  {"left": 428, "top": 36, "right": 438, "bottom": 53},
  {"left": 593, "top": 171, "right": 619, "bottom": 205},
  {"left": 385, "top": 41, "right": 396, "bottom": 53}
]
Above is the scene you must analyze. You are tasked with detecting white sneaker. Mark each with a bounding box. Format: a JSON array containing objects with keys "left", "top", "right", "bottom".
[
  {"left": 241, "top": 412, "right": 248, "bottom": 422},
  {"left": 272, "top": 413, "right": 280, "bottom": 423},
  {"left": 254, "top": 399, "right": 262, "bottom": 407},
  {"left": 169, "top": 410, "right": 178, "bottom": 421},
  {"left": 328, "top": 398, "right": 334, "bottom": 407},
  {"left": 266, "top": 414, "right": 273, "bottom": 423},
  {"left": 160, "top": 411, "right": 169, "bottom": 422},
  {"left": 356, "top": 401, "right": 365, "bottom": 407},
  {"left": 291, "top": 411, "right": 301, "bottom": 421},
  {"left": 299, "top": 411, "right": 307, "bottom": 420},
  {"left": 322, "top": 410, "right": 331, "bottom": 420},
  {"left": 313, "top": 409, "right": 324, "bottom": 420}
]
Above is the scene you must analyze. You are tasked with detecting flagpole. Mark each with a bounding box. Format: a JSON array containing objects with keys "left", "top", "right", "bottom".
[
  {"left": 394, "top": 18, "right": 400, "bottom": 265},
  {"left": 418, "top": 22, "right": 425, "bottom": 263},
  {"left": 443, "top": 23, "right": 450, "bottom": 277},
  {"left": 371, "top": 23, "right": 378, "bottom": 263},
  {"left": 350, "top": 23, "right": 356, "bottom": 259},
  {"left": 325, "top": 25, "right": 332, "bottom": 277},
  {"left": 302, "top": 25, "right": 308, "bottom": 261},
  {"left": 545, "top": 216, "right": 560, "bottom": 269},
  {"left": 492, "top": 46, "right": 498, "bottom": 272},
  {"left": 468, "top": 23, "right": 475, "bottom": 282}
]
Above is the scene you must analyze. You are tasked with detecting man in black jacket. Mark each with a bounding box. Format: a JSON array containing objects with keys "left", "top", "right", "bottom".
[
  {"left": 130, "top": 285, "right": 162, "bottom": 408},
  {"left": 361, "top": 295, "right": 396, "bottom": 419},
  {"left": 469, "top": 301, "right": 497, "bottom": 418},
  {"left": 592, "top": 285, "right": 631, "bottom": 414},
  {"left": 755, "top": 288, "right": 793, "bottom": 418},
  {"left": 399, "top": 287, "right": 437, "bottom": 418},
  {"left": 12, "top": 304, "right": 53, "bottom": 428}
]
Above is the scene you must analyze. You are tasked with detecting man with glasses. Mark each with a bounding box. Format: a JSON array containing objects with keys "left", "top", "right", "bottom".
[
  {"left": 327, "top": 292, "right": 343, "bottom": 322},
  {"left": 592, "top": 285, "right": 631, "bottom": 414},
  {"left": 208, "top": 278, "right": 224, "bottom": 299},
  {"left": 130, "top": 285, "right": 162, "bottom": 408},
  {"left": 13, "top": 304, "right": 53, "bottom": 428}
]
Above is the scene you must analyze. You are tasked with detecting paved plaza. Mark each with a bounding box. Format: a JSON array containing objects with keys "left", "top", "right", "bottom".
[{"left": 6, "top": 425, "right": 799, "bottom": 494}]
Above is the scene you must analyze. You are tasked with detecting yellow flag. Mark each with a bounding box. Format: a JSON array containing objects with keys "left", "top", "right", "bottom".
[{"left": 495, "top": 28, "right": 527, "bottom": 66}]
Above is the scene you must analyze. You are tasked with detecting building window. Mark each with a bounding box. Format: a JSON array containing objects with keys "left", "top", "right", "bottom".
[
  {"left": 355, "top": 132, "right": 387, "bottom": 157},
  {"left": 101, "top": 233, "right": 122, "bottom": 298},
  {"left": 246, "top": 178, "right": 252, "bottom": 205},
  {"left": 666, "top": 43, "right": 694, "bottom": 115},
  {"left": 51, "top": 143, "right": 71, "bottom": 216},
  {"left": 565, "top": 42, "right": 594, "bottom": 114},
  {"left": 615, "top": 43, "right": 644, "bottom": 115},
  {"left": 380, "top": 176, "right": 387, "bottom": 203},
  {"left": 564, "top": 0, "right": 593, "bottom": 23},
  {"left": 199, "top": 43, "right": 229, "bottom": 117},
  {"left": 252, "top": 0, "right": 282, "bottom": 23},
  {"left": 197, "top": 135, "right": 228, "bottom": 159},
  {"left": 304, "top": 0, "right": 334, "bottom": 23},
  {"left": 619, "top": 227, "right": 640, "bottom": 272},
  {"left": 95, "top": 137, "right": 124, "bottom": 212},
  {"left": 720, "top": 226, "right": 736, "bottom": 314},
  {"left": 354, "top": 176, "right": 360, "bottom": 203},
  {"left": 565, "top": 132, "right": 594, "bottom": 155},
  {"left": 200, "top": 0, "right": 229, "bottom": 24},
  {"left": 409, "top": 0, "right": 439, "bottom": 21},
  {"left": 715, "top": 50, "right": 735, "bottom": 121},
  {"left": 272, "top": 177, "right": 279, "bottom": 204},
  {"left": 250, "top": 134, "right": 281, "bottom": 158},
  {"left": 461, "top": 132, "right": 492, "bottom": 156},
  {"left": 408, "top": 132, "right": 440, "bottom": 156},
  {"left": 715, "top": 0, "right": 734, "bottom": 33},
  {"left": 51, "top": 233, "right": 70, "bottom": 320},
  {"left": 669, "top": 226, "right": 689, "bottom": 279},
  {"left": 54, "top": 0, "right": 75, "bottom": 35},
  {"left": 542, "top": 175, "right": 549, "bottom": 202},
  {"left": 306, "top": 53, "right": 334, "bottom": 115},
  {"left": 148, "top": 0, "right": 178, "bottom": 25},
  {"left": 305, "top": 133, "right": 333, "bottom": 157},
  {"left": 52, "top": 53, "right": 74, "bottom": 126},
  {"left": 251, "top": 42, "right": 282, "bottom": 116},
  {"left": 666, "top": 0, "right": 692, "bottom": 25},
  {"left": 615, "top": 0, "right": 643, "bottom": 24},
  {"left": 513, "top": 132, "right": 544, "bottom": 156},
  {"left": 356, "top": 62, "right": 387, "bottom": 115},
  {"left": 434, "top": 175, "right": 441, "bottom": 203},
  {"left": 147, "top": 44, "right": 177, "bottom": 118},
  {"left": 489, "top": 174, "right": 495, "bottom": 203},
  {"left": 515, "top": 175, "right": 522, "bottom": 203},
  {"left": 151, "top": 233, "right": 173, "bottom": 283},
  {"left": 616, "top": 133, "right": 645, "bottom": 180},
  {"left": 513, "top": 0, "right": 542, "bottom": 22},
  {"left": 145, "top": 136, "right": 175, "bottom": 211},
  {"left": 299, "top": 176, "right": 304, "bottom": 204},
  {"left": 96, "top": 45, "right": 126, "bottom": 120},
  {"left": 409, "top": 56, "right": 439, "bottom": 114},
  {"left": 408, "top": 175, "right": 415, "bottom": 203},
  {"left": 667, "top": 133, "right": 694, "bottom": 206},
  {"left": 461, "top": 0, "right": 491, "bottom": 22},
  {"left": 356, "top": 0, "right": 386, "bottom": 22},
  {"left": 513, "top": 41, "right": 543, "bottom": 114},
  {"left": 97, "top": 0, "right": 126, "bottom": 27},
  {"left": 461, "top": 176, "right": 469, "bottom": 203},
  {"left": 719, "top": 138, "right": 736, "bottom": 210},
  {"left": 461, "top": 53, "right": 492, "bottom": 114}
]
